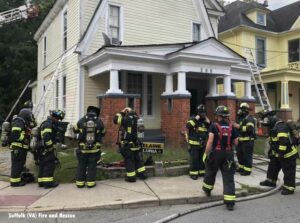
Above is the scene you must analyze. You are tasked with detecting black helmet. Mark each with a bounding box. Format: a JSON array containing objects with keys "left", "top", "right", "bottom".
[
  {"left": 196, "top": 104, "right": 206, "bottom": 116},
  {"left": 87, "top": 106, "right": 100, "bottom": 117},
  {"left": 215, "top": 105, "right": 230, "bottom": 117},
  {"left": 50, "top": 110, "right": 65, "bottom": 120},
  {"left": 18, "top": 108, "right": 33, "bottom": 123},
  {"left": 258, "top": 109, "right": 277, "bottom": 128},
  {"left": 23, "top": 101, "right": 33, "bottom": 109}
]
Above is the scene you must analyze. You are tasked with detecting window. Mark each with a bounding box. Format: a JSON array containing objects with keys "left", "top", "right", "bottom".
[
  {"left": 109, "top": 5, "right": 120, "bottom": 40},
  {"left": 127, "top": 73, "right": 153, "bottom": 116},
  {"left": 256, "top": 37, "right": 266, "bottom": 67},
  {"left": 62, "top": 76, "right": 66, "bottom": 110},
  {"left": 43, "top": 36, "right": 47, "bottom": 68},
  {"left": 288, "top": 39, "right": 300, "bottom": 63},
  {"left": 63, "top": 10, "right": 68, "bottom": 51},
  {"left": 257, "top": 12, "right": 266, "bottom": 26},
  {"left": 192, "top": 23, "right": 201, "bottom": 42},
  {"left": 55, "top": 79, "right": 59, "bottom": 109}
]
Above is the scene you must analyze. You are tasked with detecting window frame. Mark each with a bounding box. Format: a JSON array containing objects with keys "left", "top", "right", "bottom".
[
  {"left": 256, "top": 36, "right": 266, "bottom": 67},
  {"left": 43, "top": 36, "right": 47, "bottom": 68},
  {"left": 62, "top": 75, "right": 66, "bottom": 110},
  {"left": 107, "top": 4, "right": 123, "bottom": 42},
  {"left": 257, "top": 11, "right": 266, "bottom": 26},
  {"left": 55, "top": 79, "right": 59, "bottom": 109},
  {"left": 192, "top": 22, "right": 201, "bottom": 42},
  {"left": 62, "top": 9, "right": 68, "bottom": 52}
]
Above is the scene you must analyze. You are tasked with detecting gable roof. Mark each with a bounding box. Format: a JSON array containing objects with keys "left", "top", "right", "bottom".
[{"left": 219, "top": 0, "right": 300, "bottom": 33}]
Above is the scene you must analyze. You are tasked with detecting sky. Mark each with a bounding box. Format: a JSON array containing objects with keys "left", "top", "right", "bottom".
[{"left": 225, "top": 0, "right": 300, "bottom": 10}]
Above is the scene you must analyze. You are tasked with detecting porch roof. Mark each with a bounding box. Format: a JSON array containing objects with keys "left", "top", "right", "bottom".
[{"left": 80, "top": 37, "right": 252, "bottom": 81}]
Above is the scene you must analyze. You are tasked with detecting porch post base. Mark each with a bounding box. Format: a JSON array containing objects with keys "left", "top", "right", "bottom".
[
  {"left": 161, "top": 95, "right": 191, "bottom": 148},
  {"left": 276, "top": 109, "right": 293, "bottom": 121},
  {"left": 97, "top": 94, "right": 141, "bottom": 148}
]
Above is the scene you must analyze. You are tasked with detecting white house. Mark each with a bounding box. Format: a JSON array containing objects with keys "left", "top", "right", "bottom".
[{"left": 33, "top": 0, "right": 253, "bottom": 147}]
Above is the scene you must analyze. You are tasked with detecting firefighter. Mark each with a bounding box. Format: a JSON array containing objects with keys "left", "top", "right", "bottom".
[
  {"left": 73, "top": 106, "right": 105, "bottom": 188},
  {"left": 113, "top": 107, "right": 147, "bottom": 182},
  {"left": 186, "top": 104, "right": 210, "bottom": 180},
  {"left": 10, "top": 108, "right": 33, "bottom": 187},
  {"left": 38, "top": 110, "right": 65, "bottom": 188},
  {"left": 233, "top": 102, "right": 256, "bottom": 175},
  {"left": 202, "top": 105, "right": 238, "bottom": 211},
  {"left": 259, "top": 110, "right": 299, "bottom": 195}
]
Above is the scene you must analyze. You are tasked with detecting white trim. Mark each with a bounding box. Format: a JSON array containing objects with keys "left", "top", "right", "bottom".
[
  {"left": 193, "top": 0, "right": 214, "bottom": 38},
  {"left": 76, "top": 0, "right": 108, "bottom": 54},
  {"left": 42, "top": 35, "right": 47, "bottom": 68}
]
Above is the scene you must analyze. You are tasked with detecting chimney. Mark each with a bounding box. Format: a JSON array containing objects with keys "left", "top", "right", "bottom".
[{"left": 263, "top": 0, "right": 269, "bottom": 7}]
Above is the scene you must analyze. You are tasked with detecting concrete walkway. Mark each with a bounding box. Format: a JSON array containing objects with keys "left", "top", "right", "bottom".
[{"left": 0, "top": 157, "right": 299, "bottom": 212}]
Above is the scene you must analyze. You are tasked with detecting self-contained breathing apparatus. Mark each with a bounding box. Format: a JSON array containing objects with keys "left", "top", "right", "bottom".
[
  {"left": 1, "top": 121, "right": 11, "bottom": 147},
  {"left": 86, "top": 118, "right": 96, "bottom": 149}
]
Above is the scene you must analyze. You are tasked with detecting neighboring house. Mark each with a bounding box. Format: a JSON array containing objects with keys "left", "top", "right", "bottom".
[
  {"left": 219, "top": 0, "right": 300, "bottom": 121},
  {"left": 33, "top": 0, "right": 253, "bottom": 147}
]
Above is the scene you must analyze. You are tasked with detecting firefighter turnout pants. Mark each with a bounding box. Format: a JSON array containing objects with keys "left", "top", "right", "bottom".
[
  {"left": 189, "top": 145, "right": 205, "bottom": 176},
  {"left": 10, "top": 149, "right": 27, "bottom": 186},
  {"left": 266, "top": 155, "right": 297, "bottom": 193},
  {"left": 38, "top": 150, "right": 56, "bottom": 187},
  {"left": 120, "top": 144, "right": 146, "bottom": 181},
  {"left": 236, "top": 140, "right": 254, "bottom": 174},
  {"left": 76, "top": 150, "right": 100, "bottom": 188},
  {"left": 203, "top": 151, "right": 236, "bottom": 205}
]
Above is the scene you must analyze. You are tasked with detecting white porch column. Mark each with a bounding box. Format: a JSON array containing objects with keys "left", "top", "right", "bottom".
[
  {"left": 222, "top": 75, "right": 235, "bottom": 96},
  {"left": 174, "top": 71, "right": 190, "bottom": 95},
  {"left": 208, "top": 76, "right": 218, "bottom": 97},
  {"left": 280, "top": 81, "right": 290, "bottom": 109},
  {"left": 162, "top": 74, "right": 174, "bottom": 95},
  {"left": 245, "top": 81, "right": 254, "bottom": 99},
  {"left": 106, "top": 69, "right": 123, "bottom": 94}
]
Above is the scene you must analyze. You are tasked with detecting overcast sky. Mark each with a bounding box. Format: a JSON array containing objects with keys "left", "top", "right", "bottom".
[{"left": 225, "top": 0, "right": 300, "bottom": 10}]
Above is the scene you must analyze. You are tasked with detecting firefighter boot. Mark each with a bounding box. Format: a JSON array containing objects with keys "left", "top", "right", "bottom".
[
  {"left": 125, "top": 177, "right": 136, "bottom": 183},
  {"left": 202, "top": 187, "right": 211, "bottom": 197},
  {"left": 260, "top": 180, "right": 276, "bottom": 187},
  {"left": 138, "top": 172, "right": 148, "bottom": 180},
  {"left": 281, "top": 188, "right": 294, "bottom": 195},
  {"left": 226, "top": 203, "right": 234, "bottom": 211},
  {"left": 44, "top": 182, "right": 59, "bottom": 189},
  {"left": 11, "top": 181, "right": 26, "bottom": 187}
]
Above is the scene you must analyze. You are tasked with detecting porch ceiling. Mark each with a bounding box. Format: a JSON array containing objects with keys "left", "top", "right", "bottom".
[{"left": 80, "top": 37, "right": 251, "bottom": 80}]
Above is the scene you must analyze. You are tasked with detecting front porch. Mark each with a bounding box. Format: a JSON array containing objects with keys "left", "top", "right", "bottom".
[{"left": 80, "top": 38, "right": 254, "bottom": 147}]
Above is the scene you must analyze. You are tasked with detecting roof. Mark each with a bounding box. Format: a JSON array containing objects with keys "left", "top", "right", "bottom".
[{"left": 219, "top": 0, "right": 300, "bottom": 33}]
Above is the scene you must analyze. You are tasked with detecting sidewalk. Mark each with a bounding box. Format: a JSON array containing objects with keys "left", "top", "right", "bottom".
[{"left": 0, "top": 157, "right": 299, "bottom": 212}]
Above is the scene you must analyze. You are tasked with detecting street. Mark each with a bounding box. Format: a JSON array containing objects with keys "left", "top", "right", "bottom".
[{"left": 1, "top": 188, "right": 300, "bottom": 223}]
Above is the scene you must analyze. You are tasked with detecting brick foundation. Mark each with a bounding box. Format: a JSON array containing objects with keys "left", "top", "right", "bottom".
[
  {"left": 161, "top": 95, "right": 190, "bottom": 148},
  {"left": 276, "top": 109, "right": 293, "bottom": 121},
  {"left": 98, "top": 94, "right": 141, "bottom": 148}
]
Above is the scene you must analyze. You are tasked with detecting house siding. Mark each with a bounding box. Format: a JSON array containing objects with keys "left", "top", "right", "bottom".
[{"left": 86, "top": 0, "right": 201, "bottom": 55}]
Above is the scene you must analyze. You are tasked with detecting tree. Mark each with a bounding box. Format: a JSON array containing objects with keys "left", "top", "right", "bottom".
[{"left": 0, "top": 0, "right": 55, "bottom": 122}]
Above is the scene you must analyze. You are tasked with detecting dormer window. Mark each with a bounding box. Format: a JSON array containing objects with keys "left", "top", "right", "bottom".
[{"left": 257, "top": 11, "right": 266, "bottom": 26}]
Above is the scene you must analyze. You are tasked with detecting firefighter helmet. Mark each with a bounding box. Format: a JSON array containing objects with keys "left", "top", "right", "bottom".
[
  {"left": 239, "top": 102, "right": 250, "bottom": 110},
  {"left": 87, "top": 106, "right": 100, "bottom": 117},
  {"left": 215, "top": 105, "right": 230, "bottom": 117},
  {"left": 23, "top": 101, "right": 33, "bottom": 109},
  {"left": 196, "top": 104, "right": 206, "bottom": 116},
  {"left": 50, "top": 110, "right": 65, "bottom": 120},
  {"left": 18, "top": 108, "right": 33, "bottom": 123},
  {"left": 258, "top": 109, "right": 276, "bottom": 119}
]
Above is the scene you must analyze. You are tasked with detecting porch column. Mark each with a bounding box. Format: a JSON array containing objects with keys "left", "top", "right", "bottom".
[
  {"left": 245, "top": 80, "right": 254, "bottom": 99},
  {"left": 162, "top": 74, "right": 174, "bottom": 95},
  {"left": 280, "top": 81, "right": 290, "bottom": 109},
  {"left": 106, "top": 69, "right": 123, "bottom": 94},
  {"left": 174, "top": 71, "right": 190, "bottom": 95},
  {"left": 208, "top": 76, "right": 218, "bottom": 96},
  {"left": 222, "top": 75, "right": 235, "bottom": 96}
]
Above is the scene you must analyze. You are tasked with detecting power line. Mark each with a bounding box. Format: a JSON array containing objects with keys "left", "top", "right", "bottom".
[{"left": 223, "top": 41, "right": 289, "bottom": 53}]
